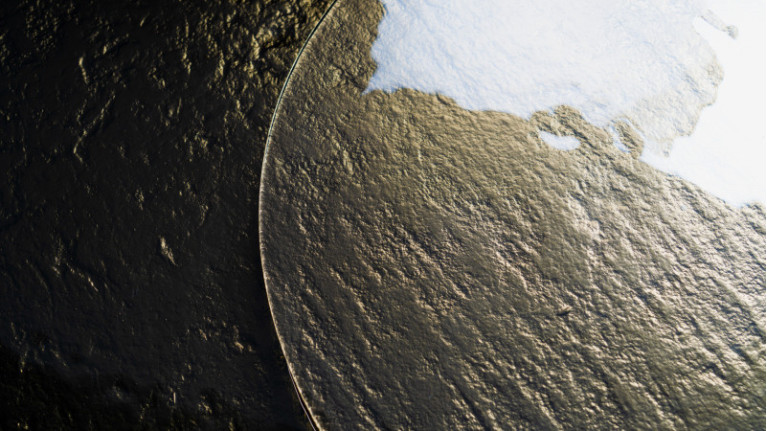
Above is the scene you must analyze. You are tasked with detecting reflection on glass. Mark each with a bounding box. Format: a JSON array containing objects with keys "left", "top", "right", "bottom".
[
  {"left": 260, "top": 1, "right": 766, "bottom": 429},
  {"left": 368, "top": 0, "right": 765, "bottom": 206}
]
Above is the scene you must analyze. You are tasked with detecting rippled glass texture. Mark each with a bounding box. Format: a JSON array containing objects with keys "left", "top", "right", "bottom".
[{"left": 260, "top": 1, "right": 765, "bottom": 429}]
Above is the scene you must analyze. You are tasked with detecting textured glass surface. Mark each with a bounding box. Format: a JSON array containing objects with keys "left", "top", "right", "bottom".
[
  {"left": 260, "top": 1, "right": 765, "bottom": 429},
  {"left": 367, "top": 0, "right": 765, "bottom": 206}
]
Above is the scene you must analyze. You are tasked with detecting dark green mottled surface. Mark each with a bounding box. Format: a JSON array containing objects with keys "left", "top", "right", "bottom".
[
  {"left": 0, "top": 0, "right": 330, "bottom": 428},
  {"left": 261, "top": 0, "right": 766, "bottom": 429}
]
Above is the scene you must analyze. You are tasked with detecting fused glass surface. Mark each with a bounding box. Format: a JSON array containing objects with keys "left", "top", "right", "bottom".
[{"left": 260, "top": 0, "right": 766, "bottom": 429}]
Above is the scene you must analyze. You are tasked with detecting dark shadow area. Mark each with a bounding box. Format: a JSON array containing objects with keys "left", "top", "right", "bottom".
[{"left": 0, "top": 0, "right": 330, "bottom": 428}]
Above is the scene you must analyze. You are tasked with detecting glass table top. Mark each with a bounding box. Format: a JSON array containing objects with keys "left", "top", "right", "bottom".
[{"left": 259, "top": 0, "right": 765, "bottom": 428}]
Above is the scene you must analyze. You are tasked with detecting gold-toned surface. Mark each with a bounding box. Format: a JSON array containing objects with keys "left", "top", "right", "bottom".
[{"left": 260, "top": 0, "right": 766, "bottom": 429}]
